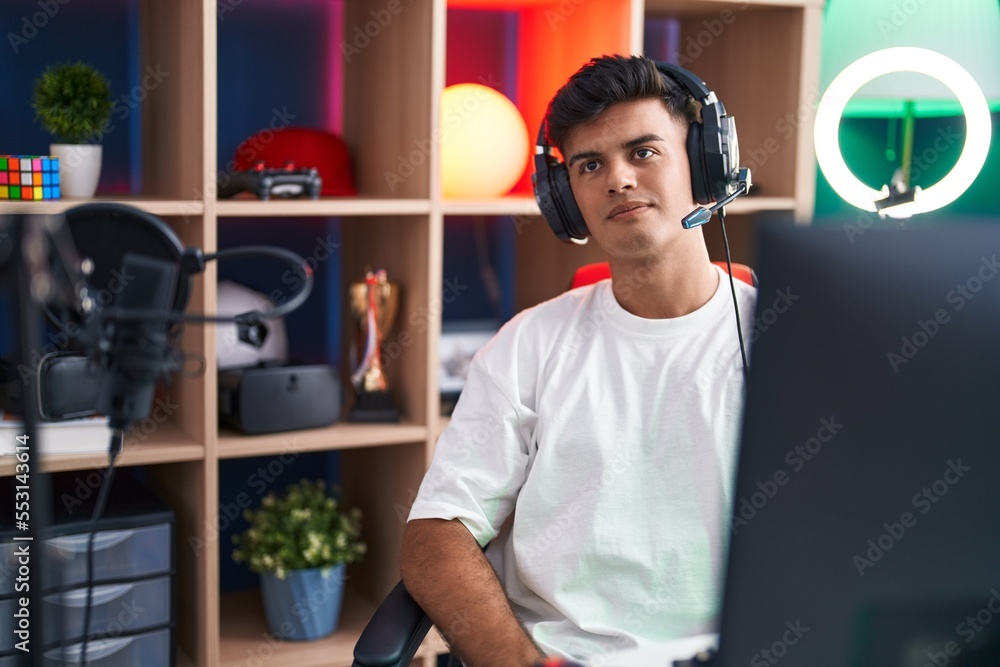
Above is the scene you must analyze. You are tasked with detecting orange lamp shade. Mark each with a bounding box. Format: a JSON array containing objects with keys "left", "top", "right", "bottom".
[{"left": 441, "top": 83, "right": 530, "bottom": 199}]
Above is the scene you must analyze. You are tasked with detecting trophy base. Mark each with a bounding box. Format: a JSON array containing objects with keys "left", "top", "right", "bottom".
[{"left": 349, "top": 391, "right": 400, "bottom": 423}]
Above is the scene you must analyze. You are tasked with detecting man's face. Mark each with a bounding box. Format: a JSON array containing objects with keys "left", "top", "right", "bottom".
[{"left": 562, "top": 98, "right": 698, "bottom": 262}]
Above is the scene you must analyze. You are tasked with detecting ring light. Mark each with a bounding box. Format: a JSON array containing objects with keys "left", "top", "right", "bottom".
[{"left": 815, "top": 47, "right": 992, "bottom": 218}]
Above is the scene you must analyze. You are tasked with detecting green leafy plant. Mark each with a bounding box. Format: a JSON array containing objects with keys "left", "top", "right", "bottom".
[
  {"left": 232, "top": 479, "right": 366, "bottom": 580},
  {"left": 33, "top": 61, "right": 112, "bottom": 144}
]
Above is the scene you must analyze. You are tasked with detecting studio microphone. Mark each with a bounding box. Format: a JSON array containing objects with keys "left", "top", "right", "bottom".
[
  {"left": 682, "top": 168, "right": 752, "bottom": 229},
  {"left": 92, "top": 251, "right": 180, "bottom": 433}
]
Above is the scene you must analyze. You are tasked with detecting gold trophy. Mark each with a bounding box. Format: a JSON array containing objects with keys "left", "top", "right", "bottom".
[{"left": 348, "top": 269, "right": 401, "bottom": 422}]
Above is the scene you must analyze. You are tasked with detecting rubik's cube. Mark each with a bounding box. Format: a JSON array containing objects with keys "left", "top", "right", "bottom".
[{"left": 0, "top": 155, "right": 61, "bottom": 200}]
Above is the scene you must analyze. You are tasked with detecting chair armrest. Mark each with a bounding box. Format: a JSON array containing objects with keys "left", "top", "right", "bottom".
[{"left": 352, "top": 580, "right": 434, "bottom": 667}]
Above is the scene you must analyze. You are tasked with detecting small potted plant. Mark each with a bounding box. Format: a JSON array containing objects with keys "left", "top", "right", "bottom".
[
  {"left": 232, "top": 479, "right": 366, "bottom": 640},
  {"left": 32, "top": 61, "right": 112, "bottom": 198}
]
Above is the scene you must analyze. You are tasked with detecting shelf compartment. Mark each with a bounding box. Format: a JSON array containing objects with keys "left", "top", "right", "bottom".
[
  {"left": 218, "top": 587, "right": 445, "bottom": 667},
  {"left": 216, "top": 1, "right": 436, "bottom": 201},
  {"left": 0, "top": 421, "right": 204, "bottom": 476},
  {"left": 0, "top": 197, "right": 204, "bottom": 216},
  {"left": 218, "top": 421, "right": 429, "bottom": 459},
  {"left": 216, "top": 197, "right": 432, "bottom": 218}
]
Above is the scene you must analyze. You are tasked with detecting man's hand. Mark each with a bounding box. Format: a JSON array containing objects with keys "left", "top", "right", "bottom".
[{"left": 400, "top": 518, "right": 545, "bottom": 667}]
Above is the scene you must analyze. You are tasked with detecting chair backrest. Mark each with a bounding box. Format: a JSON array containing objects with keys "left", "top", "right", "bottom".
[{"left": 570, "top": 261, "right": 756, "bottom": 290}]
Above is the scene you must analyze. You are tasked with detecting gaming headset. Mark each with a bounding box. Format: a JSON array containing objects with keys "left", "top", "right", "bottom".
[{"left": 532, "top": 60, "right": 745, "bottom": 243}]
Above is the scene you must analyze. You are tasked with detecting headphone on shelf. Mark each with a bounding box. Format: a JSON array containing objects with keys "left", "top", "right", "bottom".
[
  {"left": 532, "top": 60, "right": 743, "bottom": 243},
  {"left": 62, "top": 202, "right": 198, "bottom": 318},
  {"left": 35, "top": 202, "right": 313, "bottom": 431}
]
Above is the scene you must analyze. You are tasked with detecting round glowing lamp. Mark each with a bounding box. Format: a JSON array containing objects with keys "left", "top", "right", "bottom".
[
  {"left": 441, "top": 83, "right": 529, "bottom": 199},
  {"left": 815, "top": 47, "right": 992, "bottom": 219}
]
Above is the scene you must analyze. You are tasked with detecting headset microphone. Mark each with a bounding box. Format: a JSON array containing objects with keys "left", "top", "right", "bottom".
[{"left": 682, "top": 168, "right": 752, "bottom": 229}]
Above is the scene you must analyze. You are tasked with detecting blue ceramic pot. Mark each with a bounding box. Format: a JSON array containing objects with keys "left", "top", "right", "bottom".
[{"left": 259, "top": 564, "right": 346, "bottom": 640}]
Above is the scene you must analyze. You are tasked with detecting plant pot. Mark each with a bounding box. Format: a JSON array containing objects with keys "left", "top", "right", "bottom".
[
  {"left": 259, "top": 564, "right": 346, "bottom": 641},
  {"left": 50, "top": 143, "right": 102, "bottom": 197}
]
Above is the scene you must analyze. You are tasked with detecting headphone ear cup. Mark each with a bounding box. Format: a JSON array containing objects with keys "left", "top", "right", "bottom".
[
  {"left": 534, "top": 163, "right": 565, "bottom": 239},
  {"left": 534, "top": 160, "right": 590, "bottom": 242},
  {"left": 550, "top": 162, "right": 589, "bottom": 241},
  {"left": 686, "top": 121, "right": 712, "bottom": 205}
]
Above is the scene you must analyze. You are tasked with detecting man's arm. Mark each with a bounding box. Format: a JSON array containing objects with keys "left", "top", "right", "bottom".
[{"left": 400, "top": 518, "right": 545, "bottom": 667}]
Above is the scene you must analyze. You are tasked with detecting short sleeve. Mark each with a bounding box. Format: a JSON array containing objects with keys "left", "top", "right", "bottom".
[{"left": 406, "top": 356, "right": 536, "bottom": 546}]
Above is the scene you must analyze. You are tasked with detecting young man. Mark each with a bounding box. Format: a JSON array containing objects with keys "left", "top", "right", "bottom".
[{"left": 402, "top": 55, "right": 757, "bottom": 666}]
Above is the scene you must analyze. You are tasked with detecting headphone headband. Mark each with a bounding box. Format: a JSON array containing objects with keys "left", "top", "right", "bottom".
[{"left": 532, "top": 60, "right": 742, "bottom": 243}]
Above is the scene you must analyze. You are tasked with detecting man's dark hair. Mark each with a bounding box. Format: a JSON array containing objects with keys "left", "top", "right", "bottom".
[{"left": 544, "top": 54, "right": 701, "bottom": 153}]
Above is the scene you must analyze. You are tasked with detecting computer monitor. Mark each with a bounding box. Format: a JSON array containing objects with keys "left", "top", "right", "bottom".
[{"left": 712, "top": 222, "right": 1000, "bottom": 667}]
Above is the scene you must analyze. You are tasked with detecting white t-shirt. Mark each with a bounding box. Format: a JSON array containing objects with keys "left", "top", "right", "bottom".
[{"left": 408, "top": 265, "right": 757, "bottom": 662}]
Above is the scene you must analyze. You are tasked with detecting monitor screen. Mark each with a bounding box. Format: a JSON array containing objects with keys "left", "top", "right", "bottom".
[{"left": 713, "top": 222, "right": 1000, "bottom": 667}]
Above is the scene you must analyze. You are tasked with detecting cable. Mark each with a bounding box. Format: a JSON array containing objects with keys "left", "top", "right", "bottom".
[
  {"left": 203, "top": 245, "right": 314, "bottom": 320},
  {"left": 78, "top": 429, "right": 124, "bottom": 667},
  {"left": 718, "top": 208, "right": 750, "bottom": 386},
  {"left": 101, "top": 245, "right": 313, "bottom": 326}
]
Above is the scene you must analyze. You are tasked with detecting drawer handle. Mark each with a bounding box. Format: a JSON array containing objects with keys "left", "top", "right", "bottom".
[
  {"left": 51, "top": 530, "right": 133, "bottom": 553},
  {"left": 46, "top": 636, "right": 133, "bottom": 662},
  {"left": 47, "top": 583, "right": 133, "bottom": 607}
]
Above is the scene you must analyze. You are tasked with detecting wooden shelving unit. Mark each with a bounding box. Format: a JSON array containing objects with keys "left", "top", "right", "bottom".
[{"left": 0, "top": 1, "right": 821, "bottom": 664}]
